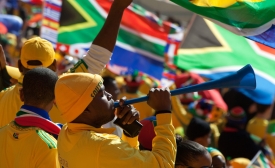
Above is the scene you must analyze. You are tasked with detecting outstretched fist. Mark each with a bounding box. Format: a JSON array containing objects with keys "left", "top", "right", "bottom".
[{"left": 147, "top": 88, "right": 171, "bottom": 112}]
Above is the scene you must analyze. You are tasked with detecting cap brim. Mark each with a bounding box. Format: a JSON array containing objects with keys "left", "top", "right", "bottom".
[{"left": 6, "top": 66, "right": 21, "bottom": 79}]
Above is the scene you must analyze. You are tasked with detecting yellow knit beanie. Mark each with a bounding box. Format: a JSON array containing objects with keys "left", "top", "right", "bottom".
[{"left": 55, "top": 73, "right": 103, "bottom": 122}]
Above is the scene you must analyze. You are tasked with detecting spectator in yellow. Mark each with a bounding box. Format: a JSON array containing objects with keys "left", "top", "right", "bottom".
[
  {"left": 0, "top": 67, "right": 59, "bottom": 168},
  {"left": 0, "top": 0, "right": 130, "bottom": 127},
  {"left": 55, "top": 73, "right": 176, "bottom": 167}
]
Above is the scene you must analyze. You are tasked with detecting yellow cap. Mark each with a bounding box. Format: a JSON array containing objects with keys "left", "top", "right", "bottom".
[
  {"left": 20, "top": 37, "right": 55, "bottom": 69},
  {"left": 230, "top": 158, "right": 251, "bottom": 168},
  {"left": 6, "top": 66, "right": 21, "bottom": 79},
  {"left": 55, "top": 73, "right": 103, "bottom": 123}
]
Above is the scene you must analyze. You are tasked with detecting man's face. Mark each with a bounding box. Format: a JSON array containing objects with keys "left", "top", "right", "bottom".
[
  {"left": 88, "top": 85, "right": 116, "bottom": 124},
  {"left": 105, "top": 81, "right": 120, "bottom": 101}
]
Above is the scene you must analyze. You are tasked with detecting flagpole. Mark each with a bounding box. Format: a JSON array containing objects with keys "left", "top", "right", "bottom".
[
  {"left": 246, "top": 151, "right": 262, "bottom": 168},
  {"left": 180, "top": 14, "right": 197, "bottom": 47}
]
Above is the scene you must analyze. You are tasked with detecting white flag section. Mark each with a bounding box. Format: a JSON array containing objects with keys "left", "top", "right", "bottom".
[{"left": 40, "top": 0, "right": 62, "bottom": 48}]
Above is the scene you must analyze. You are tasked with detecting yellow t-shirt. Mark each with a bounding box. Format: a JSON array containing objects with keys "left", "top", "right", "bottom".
[
  {"left": 118, "top": 91, "right": 154, "bottom": 120},
  {"left": 0, "top": 45, "right": 112, "bottom": 127},
  {"left": 57, "top": 114, "right": 176, "bottom": 168},
  {"left": 0, "top": 121, "right": 59, "bottom": 168},
  {"left": 246, "top": 117, "right": 269, "bottom": 139}
]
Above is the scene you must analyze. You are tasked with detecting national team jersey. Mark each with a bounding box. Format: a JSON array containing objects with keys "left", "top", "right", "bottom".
[{"left": 0, "top": 121, "right": 59, "bottom": 168}]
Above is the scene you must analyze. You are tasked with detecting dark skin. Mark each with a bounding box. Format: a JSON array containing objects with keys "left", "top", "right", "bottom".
[
  {"left": 105, "top": 80, "right": 120, "bottom": 101},
  {"left": 92, "top": 0, "right": 133, "bottom": 52},
  {"left": 72, "top": 87, "right": 172, "bottom": 129},
  {"left": 19, "top": 88, "right": 54, "bottom": 113},
  {"left": 0, "top": 45, "right": 6, "bottom": 70},
  {"left": 0, "top": 45, "right": 18, "bottom": 85},
  {"left": 212, "top": 155, "right": 226, "bottom": 168},
  {"left": 175, "top": 153, "right": 212, "bottom": 168}
]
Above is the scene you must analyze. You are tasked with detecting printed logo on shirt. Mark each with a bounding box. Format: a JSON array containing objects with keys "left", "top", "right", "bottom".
[
  {"left": 13, "top": 133, "right": 19, "bottom": 139},
  {"left": 69, "top": 59, "right": 88, "bottom": 73},
  {"left": 59, "top": 154, "right": 69, "bottom": 168}
]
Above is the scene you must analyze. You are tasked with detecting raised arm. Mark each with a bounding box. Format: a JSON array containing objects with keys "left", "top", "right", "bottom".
[
  {"left": 93, "top": 0, "right": 132, "bottom": 52},
  {"left": 0, "top": 45, "right": 6, "bottom": 70},
  {"left": 78, "top": 0, "right": 132, "bottom": 74},
  {"left": 0, "top": 45, "right": 11, "bottom": 90}
]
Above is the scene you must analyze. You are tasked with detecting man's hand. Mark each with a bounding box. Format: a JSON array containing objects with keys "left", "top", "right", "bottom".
[
  {"left": 147, "top": 88, "right": 171, "bottom": 111},
  {"left": 116, "top": 97, "right": 140, "bottom": 125},
  {"left": 113, "top": 0, "right": 133, "bottom": 9},
  {"left": 0, "top": 45, "right": 7, "bottom": 69}
]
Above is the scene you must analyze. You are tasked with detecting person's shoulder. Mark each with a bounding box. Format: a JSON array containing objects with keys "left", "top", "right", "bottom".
[
  {"left": 1, "top": 84, "right": 17, "bottom": 93},
  {"left": 35, "top": 129, "right": 57, "bottom": 150}
]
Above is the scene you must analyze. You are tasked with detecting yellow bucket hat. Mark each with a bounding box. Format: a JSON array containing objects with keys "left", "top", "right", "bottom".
[{"left": 55, "top": 73, "right": 103, "bottom": 123}]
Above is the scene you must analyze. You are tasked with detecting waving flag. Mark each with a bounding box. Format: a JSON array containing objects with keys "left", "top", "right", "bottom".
[
  {"left": 170, "top": 0, "right": 275, "bottom": 49},
  {"left": 175, "top": 16, "right": 275, "bottom": 105},
  {"left": 247, "top": 151, "right": 275, "bottom": 168},
  {"left": 56, "top": 0, "right": 182, "bottom": 80},
  {"left": 40, "top": 0, "right": 62, "bottom": 48}
]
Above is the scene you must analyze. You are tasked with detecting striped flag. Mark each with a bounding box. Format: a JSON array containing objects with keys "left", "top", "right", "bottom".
[
  {"left": 170, "top": 0, "right": 275, "bottom": 49},
  {"left": 56, "top": 0, "right": 183, "bottom": 80},
  {"left": 40, "top": 0, "right": 62, "bottom": 48},
  {"left": 247, "top": 151, "right": 275, "bottom": 168},
  {"left": 175, "top": 16, "right": 275, "bottom": 105}
]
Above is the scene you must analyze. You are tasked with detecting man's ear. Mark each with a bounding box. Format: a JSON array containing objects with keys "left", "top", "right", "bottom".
[
  {"left": 19, "top": 88, "right": 24, "bottom": 102},
  {"left": 18, "top": 60, "right": 24, "bottom": 73}
]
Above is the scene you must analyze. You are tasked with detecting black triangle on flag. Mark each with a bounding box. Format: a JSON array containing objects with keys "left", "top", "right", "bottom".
[
  {"left": 181, "top": 16, "right": 222, "bottom": 49},
  {"left": 59, "top": 0, "right": 87, "bottom": 27}
]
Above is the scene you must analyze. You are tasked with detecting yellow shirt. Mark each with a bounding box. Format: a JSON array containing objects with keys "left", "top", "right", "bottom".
[
  {"left": 0, "top": 121, "right": 59, "bottom": 168},
  {"left": 246, "top": 117, "right": 269, "bottom": 139},
  {"left": 0, "top": 45, "right": 112, "bottom": 127},
  {"left": 58, "top": 114, "right": 176, "bottom": 168},
  {"left": 118, "top": 91, "right": 154, "bottom": 120}
]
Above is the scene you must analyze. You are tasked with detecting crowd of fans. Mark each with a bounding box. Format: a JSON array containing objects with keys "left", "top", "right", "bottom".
[{"left": 0, "top": 0, "right": 275, "bottom": 168}]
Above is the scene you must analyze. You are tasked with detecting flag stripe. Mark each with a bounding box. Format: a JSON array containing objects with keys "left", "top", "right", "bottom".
[
  {"left": 110, "top": 46, "right": 164, "bottom": 79},
  {"left": 117, "top": 29, "right": 165, "bottom": 57},
  {"left": 94, "top": 0, "right": 170, "bottom": 41},
  {"left": 170, "top": 0, "right": 275, "bottom": 29}
]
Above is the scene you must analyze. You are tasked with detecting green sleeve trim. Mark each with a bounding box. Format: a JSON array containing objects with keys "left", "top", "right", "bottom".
[
  {"left": 36, "top": 130, "right": 57, "bottom": 149},
  {"left": 69, "top": 59, "right": 88, "bottom": 73}
]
